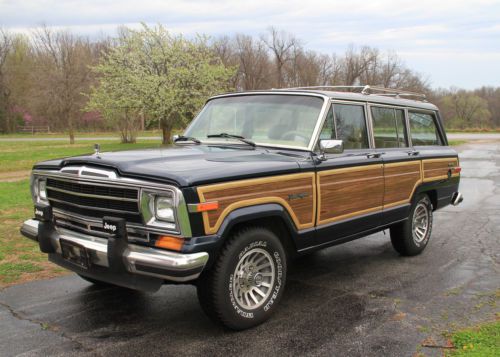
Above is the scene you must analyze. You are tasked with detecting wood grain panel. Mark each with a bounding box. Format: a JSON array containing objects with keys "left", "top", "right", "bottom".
[
  {"left": 317, "top": 164, "right": 384, "bottom": 225},
  {"left": 197, "top": 173, "right": 316, "bottom": 235},
  {"left": 383, "top": 161, "right": 422, "bottom": 209},
  {"left": 423, "top": 158, "right": 459, "bottom": 182}
]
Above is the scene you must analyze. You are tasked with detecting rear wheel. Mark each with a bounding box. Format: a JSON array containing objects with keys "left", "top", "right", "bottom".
[
  {"left": 197, "top": 226, "right": 287, "bottom": 330},
  {"left": 390, "top": 194, "right": 433, "bottom": 256}
]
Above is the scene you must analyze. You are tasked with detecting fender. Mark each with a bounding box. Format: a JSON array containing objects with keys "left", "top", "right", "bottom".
[
  {"left": 183, "top": 203, "right": 303, "bottom": 269},
  {"left": 413, "top": 176, "right": 460, "bottom": 210}
]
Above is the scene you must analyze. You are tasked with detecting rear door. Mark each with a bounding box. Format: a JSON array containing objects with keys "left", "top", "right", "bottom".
[
  {"left": 370, "top": 105, "right": 422, "bottom": 223},
  {"left": 314, "top": 101, "right": 384, "bottom": 246}
]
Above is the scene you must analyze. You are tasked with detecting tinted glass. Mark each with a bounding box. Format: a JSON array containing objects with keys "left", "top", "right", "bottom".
[
  {"left": 185, "top": 95, "right": 324, "bottom": 149},
  {"left": 408, "top": 112, "right": 442, "bottom": 146},
  {"left": 333, "top": 104, "right": 369, "bottom": 149},
  {"left": 371, "top": 107, "right": 408, "bottom": 148}
]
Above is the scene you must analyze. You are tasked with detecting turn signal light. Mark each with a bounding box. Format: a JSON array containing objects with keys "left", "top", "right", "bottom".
[
  {"left": 155, "top": 236, "right": 184, "bottom": 251},
  {"left": 194, "top": 201, "right": 219, "bottom": 212}
]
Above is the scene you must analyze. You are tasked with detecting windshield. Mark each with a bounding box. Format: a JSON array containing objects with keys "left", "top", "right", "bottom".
[{"left": 184, "top": 94, "right": 325, "bottom": 149}]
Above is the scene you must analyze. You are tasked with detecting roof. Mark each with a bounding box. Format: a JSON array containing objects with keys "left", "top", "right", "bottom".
[{"left": 210, "top": 87, "right": 439, "bottom": 111}]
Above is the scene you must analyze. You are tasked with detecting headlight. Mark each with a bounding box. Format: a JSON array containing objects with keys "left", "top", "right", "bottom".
[
  {"left": 155, "top": 195, "right": 175, "bottom": 222},
  {"left": 33, "top": 176, "right": 48, "bottom": 203},
  {"left": 38, "top": 179, "right": 47, "bottom": 201}
]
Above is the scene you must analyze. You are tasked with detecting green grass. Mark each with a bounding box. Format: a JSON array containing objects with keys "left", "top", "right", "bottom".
[
  {"left": 447, "top": 321, "right": 500, "bottom": 356},
  {"left": 0, "top": 139, "right": 164, "bottom": 173},
  {"left": 449, "top": 140, "right": 468, "bottom": 146},
  {"left": 0, "top": 138, "right": 164, "bottom": 286}
]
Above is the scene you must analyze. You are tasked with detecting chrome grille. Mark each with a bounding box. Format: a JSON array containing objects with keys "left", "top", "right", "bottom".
[{"left": 46, "top": 178, "right": 143, "bottom": 224}]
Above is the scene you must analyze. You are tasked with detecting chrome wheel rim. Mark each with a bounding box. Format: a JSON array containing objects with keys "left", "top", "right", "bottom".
[
  {"left": 412, "top": 202, "right": 429, "bottom": 244},
  {"left": 232, "top": 248, "right": 275, "bottom": 310}
]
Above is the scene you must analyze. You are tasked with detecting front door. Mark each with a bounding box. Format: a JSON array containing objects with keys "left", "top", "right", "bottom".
[{"left": 314, "top": 102, "right": 384, "bottom": 246}]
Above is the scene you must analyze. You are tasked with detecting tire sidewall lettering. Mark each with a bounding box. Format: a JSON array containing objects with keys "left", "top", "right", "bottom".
[{"left": 229, "top": 241, "right": 284, "bottom": 318}]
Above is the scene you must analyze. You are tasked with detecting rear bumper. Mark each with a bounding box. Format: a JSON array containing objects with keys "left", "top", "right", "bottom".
[{"left": 20, "top": 219, "right": 209, "bottom": 290}]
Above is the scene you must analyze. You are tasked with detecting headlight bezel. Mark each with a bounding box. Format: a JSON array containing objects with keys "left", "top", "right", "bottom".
[
  {"left": 32, "top": 175, "right": 48, "bottom": 204},
  {"left": 140, "top": 189, "right": 178, "bottom": 231}
]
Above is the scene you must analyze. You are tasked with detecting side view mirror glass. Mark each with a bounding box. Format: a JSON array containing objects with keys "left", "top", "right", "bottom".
[{"left": 319, "top": 139, "right": 344, "bottom": 155}]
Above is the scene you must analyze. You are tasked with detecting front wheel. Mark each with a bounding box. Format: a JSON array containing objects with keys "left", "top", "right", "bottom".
[
  {"left": 390, "top": 194, "right": 433, "bottom": 256},
  {"left": 197, "top": 226, "right": 287, "bottom": 330}
]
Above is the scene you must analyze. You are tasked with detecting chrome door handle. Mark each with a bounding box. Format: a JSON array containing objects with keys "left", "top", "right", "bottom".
[
  {"left": 367, "top": 152, "right": 383, "bottom": 159},
  {"left": 407, "top": 150, "right": 420, "bottom": 156}
]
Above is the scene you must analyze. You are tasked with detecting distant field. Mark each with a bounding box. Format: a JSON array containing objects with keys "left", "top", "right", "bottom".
[
  {"left": 0, "top": 130, "right": 164, "bottom": 139},
  {"left": 0, "top": 139, "right": 163, "bottom": 173}
]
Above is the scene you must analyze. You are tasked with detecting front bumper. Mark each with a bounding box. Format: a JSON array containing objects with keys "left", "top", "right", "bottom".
[{"left": 20, "top": 219, "right": 209, "bottom": 291}]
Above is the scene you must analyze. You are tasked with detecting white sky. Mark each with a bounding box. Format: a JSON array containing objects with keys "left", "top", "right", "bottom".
[{"left": 1, "top": 0, "right": 500, "bottom": 89}]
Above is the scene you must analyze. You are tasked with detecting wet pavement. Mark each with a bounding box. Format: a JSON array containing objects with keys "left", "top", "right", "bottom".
[{"left": 1, "top": 141, "right": 499, "bottom": 356}]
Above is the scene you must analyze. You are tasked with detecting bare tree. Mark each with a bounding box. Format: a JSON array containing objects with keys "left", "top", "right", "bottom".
[
  {"left": 0, "top": 29, "right": 13, "bottom": 132},
  {"left": 261, "top": 27, "right": 300, "bottom": 87},
  {"left": 31, "top": 26, "right": 96, "bottom": 143}
]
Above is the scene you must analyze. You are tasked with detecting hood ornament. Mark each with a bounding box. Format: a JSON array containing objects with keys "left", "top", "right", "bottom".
[{"left": 94, "top": 143, "right": 101, "bottom": 158}]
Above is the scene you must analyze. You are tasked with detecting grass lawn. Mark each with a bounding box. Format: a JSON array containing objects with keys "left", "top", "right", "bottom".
[
  {"left": 446, "top": 321, "right": 500, "bottom": 356},
  {"left": 0, "top": 139, "right": 163, "bottom": 287},
  {"left": 0, "top": 139, "right": 163, "bottom": 173}
]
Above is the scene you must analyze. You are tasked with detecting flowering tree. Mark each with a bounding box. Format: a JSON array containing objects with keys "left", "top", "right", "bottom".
[{"left": 88, "top": 24, "right": 236, "bottom": 144}]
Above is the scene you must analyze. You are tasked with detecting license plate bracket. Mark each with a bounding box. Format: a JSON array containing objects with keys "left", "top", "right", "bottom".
[{"left": 60, "top": 239, "right": 90, "bottom": 270}]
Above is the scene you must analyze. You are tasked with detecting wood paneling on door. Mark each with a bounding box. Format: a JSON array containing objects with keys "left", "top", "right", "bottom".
[
  {"left": 383, "top": 161, "right": 422, "bottom": 208},
  {"left": 317, "top": 164, "right": 384, "bottom": 225}
]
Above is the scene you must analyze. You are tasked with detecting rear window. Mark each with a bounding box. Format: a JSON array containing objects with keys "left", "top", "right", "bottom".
[{"left": 408, "top": 111, "right": 442, "bottom": 146}]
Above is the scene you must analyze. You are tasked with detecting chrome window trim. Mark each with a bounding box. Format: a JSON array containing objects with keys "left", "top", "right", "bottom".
[{"left": 32, "top": 169, "right": 192, "bottom": 237}]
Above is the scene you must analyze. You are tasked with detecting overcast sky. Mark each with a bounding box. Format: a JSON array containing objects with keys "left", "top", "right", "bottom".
[{"left": 1, "top": 0, "right": 499, "bottom": 89}]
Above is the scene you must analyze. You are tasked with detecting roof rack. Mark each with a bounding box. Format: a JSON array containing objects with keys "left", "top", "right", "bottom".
[{"left": 280, "top": 85, "right": 427, "bottom": 101}]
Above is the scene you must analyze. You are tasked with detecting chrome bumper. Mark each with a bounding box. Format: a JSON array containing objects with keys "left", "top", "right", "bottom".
[
  {"left": 21, "top": 219, "right": 208, "bottom": 283},
  {"left": 451, "top": 192, "right": 463, "bottom": 206}
]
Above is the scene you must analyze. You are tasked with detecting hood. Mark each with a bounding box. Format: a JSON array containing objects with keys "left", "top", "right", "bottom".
[{"left": 33, "top": 144, "right": 311, "bottom": 187}]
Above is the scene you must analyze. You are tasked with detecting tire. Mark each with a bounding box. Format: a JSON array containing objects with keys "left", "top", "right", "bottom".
[
  {"left": 197, "top": 226, "right": 287, "bottom": 330},
  {"left": 390, "top": 194, "right": 433, "bottom": 256}
]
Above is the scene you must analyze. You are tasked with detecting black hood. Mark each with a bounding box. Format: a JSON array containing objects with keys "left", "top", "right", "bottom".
[{"left": 33, "top": 145, "right": 312, "bottom": 187}]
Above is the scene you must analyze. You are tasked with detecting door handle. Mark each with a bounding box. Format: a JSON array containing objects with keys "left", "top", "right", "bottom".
[
  {"left": 367, "top": 152, "right": 384, "bottom": 159},
  {"left": 407, "top": 150, "right": 420, "bottom": 156}
]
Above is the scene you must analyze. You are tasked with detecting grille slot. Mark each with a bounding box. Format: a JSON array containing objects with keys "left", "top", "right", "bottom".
[{"left": 46, "top": 178, "right": 142, "bottom": 224}]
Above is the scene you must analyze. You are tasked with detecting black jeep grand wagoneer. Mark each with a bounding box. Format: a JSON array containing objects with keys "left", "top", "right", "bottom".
[{"left": 21, "top": 86, "right": 462, "bottom": 330}]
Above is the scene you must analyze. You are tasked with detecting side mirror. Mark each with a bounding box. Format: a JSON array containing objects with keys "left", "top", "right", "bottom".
[
  {"left": 319, "top": 139, "right": 344, "bottom": 156},
  {"left": 172, "top": 134, "right": 179, "bottom": 142}
]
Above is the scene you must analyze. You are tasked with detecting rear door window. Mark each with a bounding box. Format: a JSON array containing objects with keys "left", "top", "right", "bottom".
[
  {"left": 371, "top": 106, "right": 408, "bottom": 148},
  {"left": 408, "top": 111, "right": 442, "bottom": 146},
  {"left": 333, "top": 104, "right": 369, "bottom": 149}
]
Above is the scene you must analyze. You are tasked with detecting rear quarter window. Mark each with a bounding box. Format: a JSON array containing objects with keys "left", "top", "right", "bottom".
[{"left": 408, "top": 111, "right": 442, "bottom": 146}]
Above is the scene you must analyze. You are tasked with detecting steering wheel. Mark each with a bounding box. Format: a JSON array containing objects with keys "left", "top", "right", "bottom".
[{"left": 280, "top": 131, "right": 309, "bottom": 144}]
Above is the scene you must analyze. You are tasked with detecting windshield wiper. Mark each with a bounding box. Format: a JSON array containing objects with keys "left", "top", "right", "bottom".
[
  {"left": 207, "top": 133, "right": 256, "bottom": 147},
  {"left": 174, "top": 135, "right": 201, "bottom": 144}
]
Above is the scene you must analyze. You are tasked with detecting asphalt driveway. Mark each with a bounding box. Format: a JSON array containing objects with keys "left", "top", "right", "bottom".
[{"left": 0, "top": 141, "right": 499, "bottom": 356}]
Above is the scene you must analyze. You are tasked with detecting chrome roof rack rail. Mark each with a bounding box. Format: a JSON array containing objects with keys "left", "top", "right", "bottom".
[{"left": 278, "top": 85, "right": 427, "bottom": 101}]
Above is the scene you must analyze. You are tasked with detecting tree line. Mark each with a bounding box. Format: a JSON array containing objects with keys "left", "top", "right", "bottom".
[{"left": 0, "top": 25, "right": 498, "bottom": 144}]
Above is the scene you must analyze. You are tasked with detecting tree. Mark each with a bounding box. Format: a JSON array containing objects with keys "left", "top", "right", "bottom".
[
  {"left": 30, "top": 26, "right": 97, "bottom": 143},
  {"left": 90, "top": 24, "right": 236, "bottom": 144},
  {"left": 439, "top": 90, "right": 491, "bottom": 128},
  {"left": 0, "top": 29, "right": 13, "bottom": 132}
]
